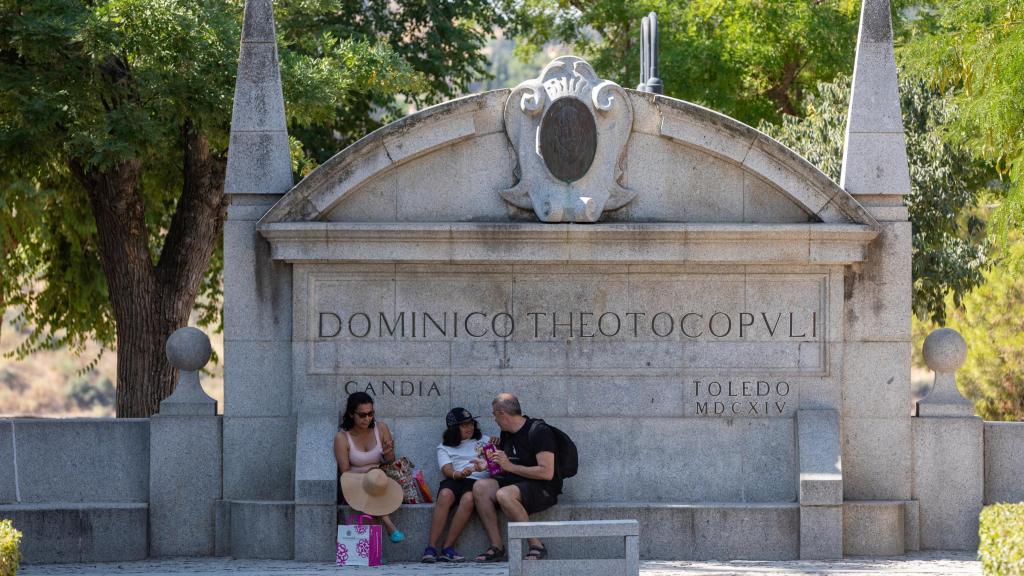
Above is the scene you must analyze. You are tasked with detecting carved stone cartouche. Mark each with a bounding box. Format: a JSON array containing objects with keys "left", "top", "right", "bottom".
[{"left": 501, "top": 56, "right": 635, "bottom": 223}]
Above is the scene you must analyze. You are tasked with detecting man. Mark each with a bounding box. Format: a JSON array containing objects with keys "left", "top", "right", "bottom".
[{"left": 472, "top": 392, "right": 561, "bottom": 562}]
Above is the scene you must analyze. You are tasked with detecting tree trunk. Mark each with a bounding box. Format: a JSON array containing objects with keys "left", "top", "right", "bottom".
[
  {"left": 69, "top": 121, "right": 227, "bottom": 418},
  {"left": 764, "top": 57, "right": 803, "bottom": 117}
]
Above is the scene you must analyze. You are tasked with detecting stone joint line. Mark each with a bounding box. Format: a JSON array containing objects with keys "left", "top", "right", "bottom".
[{"left": 10, "top": 420, "right": 20, "bottom": 502}]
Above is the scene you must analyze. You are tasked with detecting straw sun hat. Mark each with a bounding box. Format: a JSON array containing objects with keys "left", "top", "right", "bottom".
[{"left": 340, "top": 469, "right": 404, "bottom": 516}]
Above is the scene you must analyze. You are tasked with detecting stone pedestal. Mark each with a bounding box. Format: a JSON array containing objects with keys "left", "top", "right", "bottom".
[
  {"left": 221, "top": 0, "right": 295, "bottom": 506},
  {"left": 293, "top": 412, "right": 338, "bottom": 561},
  {"left": 913, "top": 417, "right": 983, "bottom": 550},
  {"left": 150, "top": 327, "right": 223, "bottom": 557},
  {"left": 912, "top": 328, "right": 983, "bottom": 551},
  {"left": 797, "top": 410, "right": 843, "bottom": 559}
]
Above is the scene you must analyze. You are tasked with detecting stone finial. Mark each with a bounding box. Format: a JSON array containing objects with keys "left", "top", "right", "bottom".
[
  {"left": 161, "top": 327, "right": 217, "bottom": 415},
  {"left": 922, "top": 327, "right": 967, "bottom": 373},
  {"left": 839, "top": 0, "right": 911, "bottom": 218},
  {"left": 167, "top": 326, "right": 213, "bottom": 371},
  {"left": 918, "top": 327, "right": 973, "bottom": 417},
  {"left": 637, "top": 12, "right": 663, "bottom": 94},
  {"left": 224, "top": 0, "right": 293, "bottom": 196}
]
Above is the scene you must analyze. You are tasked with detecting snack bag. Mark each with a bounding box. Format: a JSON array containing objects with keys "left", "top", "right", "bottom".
[
  {"left": 480, "top": 441, "right": 502, "bottom": 476},
  {"left": 413, "top": 468, "right": 433, "bottom": 503}
]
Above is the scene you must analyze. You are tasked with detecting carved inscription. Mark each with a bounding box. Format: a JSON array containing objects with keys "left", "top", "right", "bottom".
[
  {"left": 304, "top": 270, "right": 831, "bottom": 417},
  {"left": 690, "top": 379, "right": 792, "bottom": 417},
  {"left": 317, "top": 310, "right": 817, "bottom": 340},
  {"left": 343, "top": 379, "right": 442, "bottom": 397}
]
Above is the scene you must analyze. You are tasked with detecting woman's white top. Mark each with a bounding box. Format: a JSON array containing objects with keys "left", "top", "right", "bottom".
[{"left": 436, "top": 435, "right": 492, "bottom": 480}]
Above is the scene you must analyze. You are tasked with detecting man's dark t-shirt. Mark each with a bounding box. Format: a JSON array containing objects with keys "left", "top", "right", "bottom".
[{"left": 496, "top": 417, "right": 563, "bottom": 495}]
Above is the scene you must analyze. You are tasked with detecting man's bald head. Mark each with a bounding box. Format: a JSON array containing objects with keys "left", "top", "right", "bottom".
[{"left": 492, "top": 392, "right": 522, "bottom": 416}]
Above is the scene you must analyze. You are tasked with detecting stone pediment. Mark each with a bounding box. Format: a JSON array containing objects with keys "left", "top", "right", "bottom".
[{"left": 258, "top": 57, "right": 878, "bottom": 264}]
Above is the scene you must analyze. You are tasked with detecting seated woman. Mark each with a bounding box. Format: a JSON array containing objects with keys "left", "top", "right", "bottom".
[
  {"left": 334, "top": 391, "right": 404, "bottom": 543},
  {"left": 421, "top": 407, "right": 491, "bottom": 563}
]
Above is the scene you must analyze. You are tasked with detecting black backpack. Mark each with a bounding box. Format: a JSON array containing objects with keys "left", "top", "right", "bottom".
[{"left": 531, "top": 419, "right": 578, "bottom": 479}]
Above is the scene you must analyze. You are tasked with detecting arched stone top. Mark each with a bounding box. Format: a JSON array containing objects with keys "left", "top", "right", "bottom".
[
  {"left": 261, "top": 89, "right": 513, "bottom": 224},
  {"left": 259, "top": 81, "right": 877, "bottom": 230},
  {"left": 645, "top": 93, "right": 877, "bottom": 228}
]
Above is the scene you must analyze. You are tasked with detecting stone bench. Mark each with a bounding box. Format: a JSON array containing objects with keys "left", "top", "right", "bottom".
[
  {"left": 0, "top": 502, "right": 148, "bottom": 563},
  {"left": 268, "top": 501, "right": 800, "bottom": 562},
  {"left": 508, "top": 519, "right": 639, "bottom": 576}
]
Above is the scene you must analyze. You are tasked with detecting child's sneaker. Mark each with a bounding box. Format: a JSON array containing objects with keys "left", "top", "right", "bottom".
[
  {"left": 438, "top": 547, "right": 465, "bottom": 562},
  {"left": 389, "top": 529, "right": 405, "bottom": 543}
]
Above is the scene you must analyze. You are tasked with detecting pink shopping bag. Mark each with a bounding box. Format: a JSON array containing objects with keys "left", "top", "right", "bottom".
[{"left": 336, "top": 514, "right": 382, "bottom": 567}]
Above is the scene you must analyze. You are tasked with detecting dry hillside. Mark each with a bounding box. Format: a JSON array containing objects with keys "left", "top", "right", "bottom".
[{"left": 0, "top": 310, "right": 224, "bottom": 417}]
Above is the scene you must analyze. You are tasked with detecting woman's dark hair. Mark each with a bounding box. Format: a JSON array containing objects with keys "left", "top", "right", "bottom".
[
  {"left": 341, "top": 392, "right": 375, "bottom": 431},
  {"left": 442, "top": 419, "right": 481, "bottom": 447}
]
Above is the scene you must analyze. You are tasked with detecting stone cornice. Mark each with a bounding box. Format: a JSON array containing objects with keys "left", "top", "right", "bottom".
[{"left": 258, "top": 222, "right": 877, "bottom": 265}]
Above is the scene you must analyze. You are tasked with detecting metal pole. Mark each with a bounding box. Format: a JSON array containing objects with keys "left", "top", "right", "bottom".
[
  {"left": 638, "top": 15, "right": 650, "bottom": 91},
  {"left": 647, "top": 12, "right": 663, "bottom": 94}
]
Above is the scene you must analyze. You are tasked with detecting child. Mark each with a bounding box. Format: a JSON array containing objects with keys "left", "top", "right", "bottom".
[{"left": 420, "top": 407, "right": 493, "bottom": 562}]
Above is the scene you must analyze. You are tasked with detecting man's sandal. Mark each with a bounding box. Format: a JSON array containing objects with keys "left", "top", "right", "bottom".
[
  {"left": 525, "top": 544, "right": 548, "bottom": 560},
  {"left": 473, "top": 545, "right": 507, "bottom": 562}
]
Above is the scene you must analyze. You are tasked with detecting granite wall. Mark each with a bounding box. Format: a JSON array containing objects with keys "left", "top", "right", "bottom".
[
  {"left": 984, "top": 422, "right": 1024, "bottom": 504},
  {"left": 0, "top": 418, "right": 150, "bottom": 562}
]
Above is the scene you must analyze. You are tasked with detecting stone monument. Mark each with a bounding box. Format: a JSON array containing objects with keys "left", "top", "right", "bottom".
[
  {"left": 209, "top": 0, "right": 1007, "bottom": 563},
  {"left": 5, "top": 1, "right": 1024, "bottom": 565}
]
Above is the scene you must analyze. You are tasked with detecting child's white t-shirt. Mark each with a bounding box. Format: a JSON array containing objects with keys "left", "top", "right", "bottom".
[{"left": 436, "top": 435, "right": 492, "bottom": 480}]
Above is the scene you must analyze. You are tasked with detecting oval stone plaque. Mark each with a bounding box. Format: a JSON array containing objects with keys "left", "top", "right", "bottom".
[{"left": 539, "top": 97, "right": 597, "bottom": 183}]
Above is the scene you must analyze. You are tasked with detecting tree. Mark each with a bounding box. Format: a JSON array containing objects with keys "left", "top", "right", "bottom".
[
  {"left": 506, "top": 0, "right": 865, "bottom": 126},
  {"left": 0, "top": 0, "right": 503, "bottom": 417},
  {"left": 900, "top": 0, "right": 1024, "bottom": 249},
  {"left": 943, "top": 238, "right": 1024, "bottom": 421},
  {"left": 279, "top": 0, "right": 509, "bottom": 164},
  {"left": 761, "top": 75, "right": 993, "bottom": 323}
]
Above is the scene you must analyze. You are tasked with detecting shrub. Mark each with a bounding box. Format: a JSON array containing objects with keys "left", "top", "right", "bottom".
[
  {"left": 946, "top": 239, "right": 1024, "bottom": 421},
  {"left": 980, "top": 503, "right": 1024, "bottom": 575},
  {"left": 0, "top": 519, "right": 21, "bottom": 576}
]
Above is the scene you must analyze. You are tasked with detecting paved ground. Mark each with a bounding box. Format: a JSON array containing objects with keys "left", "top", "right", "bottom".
[{"left": 20, "top": 551, "right": 981, "bottom": 575}]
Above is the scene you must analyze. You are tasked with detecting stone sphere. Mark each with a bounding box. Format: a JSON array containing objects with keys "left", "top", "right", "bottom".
[
  {"left": 165, "top": 327, "right": 212, "bottom": 372},
  {"left": 922, "top": 327, "right": 967, "bottom": 373}
]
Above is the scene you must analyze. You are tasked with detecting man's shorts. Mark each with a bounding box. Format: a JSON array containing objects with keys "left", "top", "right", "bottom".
[
  {"left": 495, "top": 476, "right": 557, "bottom": 514},
  {"left": 438, "top": 477, "right": 477, "bottom": 502}
]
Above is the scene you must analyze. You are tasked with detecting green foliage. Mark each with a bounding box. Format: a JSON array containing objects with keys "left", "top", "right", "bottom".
[
  {"left": 507, "top": 0, "right": 868, "bottom": 126},
  {"left": 761, "top": 74, "right": 993, "bottom": 324},
  {"left": 1, "top": 0, "right": 495, "bottom": 370},
  {"left": 944, "top": 239, "right": 1024, "bottom": 421},
  {"left": 474, "top": 37, "right": 572, "bottom": 92},
  {"left": 0, "top": 519, "right": 20, "bottom": 576},
  {"left": 278, "top": 0, "right": 508, "bottom": 162},
  {"left": 980, "top": 503, "right": 1024, "bottom": 575},
  {"left": 901, "top": 0, "right": 1024, "bottom": 250}
]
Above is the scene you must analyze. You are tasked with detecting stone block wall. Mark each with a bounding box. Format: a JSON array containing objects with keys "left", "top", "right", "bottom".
[
  {"left": 0, "top": 418, "right": 150, "bottom": 563},
  {"left": 984, "top": 422, "right": 1024, "bottom": 504},
  {"left": 0, "top": 419, "right": 150, "bottom": 504}
]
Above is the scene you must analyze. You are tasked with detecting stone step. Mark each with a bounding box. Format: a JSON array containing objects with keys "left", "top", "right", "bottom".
[
  {"left": 522, "top": 559, "right": 627, "bottom": 576},
  {"left": 0, "top": 502, "right": 148, "bottom": 564},
  {"left": 223, "top": 500, "right": 800, "bottom": 562}
]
